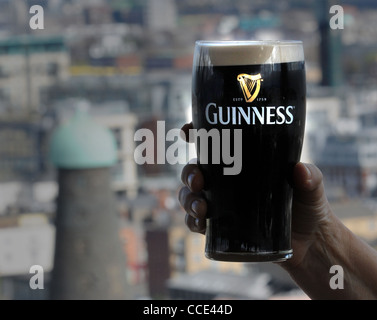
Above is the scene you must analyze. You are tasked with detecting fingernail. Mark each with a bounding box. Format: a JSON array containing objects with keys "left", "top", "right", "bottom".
[
  {"left": 191, "top": 199, "right": 201, "bottom": 215},
  {"left": 187, "top": 173, "right": 195, "bottom": 189},
  {"left": 304, "top": 164, "right": 312, "bottom": 180}
]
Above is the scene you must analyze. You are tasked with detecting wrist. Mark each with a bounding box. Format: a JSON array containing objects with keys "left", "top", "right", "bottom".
[{"left": 280, "top": 209, "right": 352, "bottom": 299}]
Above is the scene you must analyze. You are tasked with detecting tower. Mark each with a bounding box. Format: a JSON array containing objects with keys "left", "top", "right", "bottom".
[
  {"left": 317, "top": 0, "right": 343, "bottom": 87},
  {"left": 49, "top": 109, "right": 128, "bottom": 299}
]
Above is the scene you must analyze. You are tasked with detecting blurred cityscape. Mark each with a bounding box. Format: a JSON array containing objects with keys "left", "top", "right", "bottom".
[{"left": 1, "top": 0, "right": 377, "bottom": 300}]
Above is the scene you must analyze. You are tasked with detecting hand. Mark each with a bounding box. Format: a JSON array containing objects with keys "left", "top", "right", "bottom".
[{"left": 178, "top": 122, "right": 332, "bottom": 269}]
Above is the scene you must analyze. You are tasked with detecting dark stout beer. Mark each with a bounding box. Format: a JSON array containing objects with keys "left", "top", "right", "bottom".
[{"left": 192, "top": 41, "right": 306, "bottom": 262}]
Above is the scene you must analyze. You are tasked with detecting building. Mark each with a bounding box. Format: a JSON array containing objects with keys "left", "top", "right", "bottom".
[
  {"left": 167, "top": 269, "right": 272, "bottom": 300},
  {"left": 306, "top": 96, "right": 377, "bottom": 198},
  {"left": 169, "top": 226, "right": 245, "bottom": 277},
  {"left": 144, "top": 223, "right": 247, "bottom": 298},
  {"left": 119, "top": 225, "right": 147, "bottom": 286},
  {"left": 146, "top": 0, "right": 177, "bottom": 32},
  {"left": 0, "top": 35, "right": 70, "bottom": 181},
  {"left": 93, "top": 108, "right": 138, "bottom": 198},
  {"left": 303, "top": 88, "right": 377, "bottom": 199},
  {"left": 332, "top": 200, "right": 377, "bottom": 246},
  {"left": 301, "top": 94, "right": 343, "bottom": 165},
  {"left": 0, "top": 116, "right": 44, "bottom": 181},
  {"left": 0, "top": 212, "right": 55, "bottom": 300},
  {"left": 318, "top": 129, "right": 377, "bottom": 198},
  {"left": 0, "top": 35, "right": 70, "bottom": 112},
  {"left": 145, "top": 227, "right": 171, "bottom": 298}
]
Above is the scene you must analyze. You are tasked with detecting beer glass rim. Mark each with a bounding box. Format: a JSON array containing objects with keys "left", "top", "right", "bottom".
[
  {"left": 195, "top": 40, "right": 303, "bottom": 47},
  {"left": 193, "top": 40, "right": 304, "bottom": 65}
]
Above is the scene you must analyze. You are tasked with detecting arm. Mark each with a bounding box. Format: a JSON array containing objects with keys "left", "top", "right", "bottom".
[
  {"left": 281, "top": 208, "right": 377, "bottom": 299},
  {"left": 278, "top": 162, "right": 377, "bottom": 299}
]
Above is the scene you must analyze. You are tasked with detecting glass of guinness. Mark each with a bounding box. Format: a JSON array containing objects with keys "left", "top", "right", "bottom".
[{"left": 191, "top": 40, "right": 306, "bottom": 262}]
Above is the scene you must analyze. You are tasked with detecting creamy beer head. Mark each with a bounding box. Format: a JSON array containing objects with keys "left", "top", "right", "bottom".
[{"left": 193, "top": 40, "right": 304, "bottom": 66}]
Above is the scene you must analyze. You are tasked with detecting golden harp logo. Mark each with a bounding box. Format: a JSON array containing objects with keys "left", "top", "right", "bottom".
[{"left": 237, "top": 73, "right": 262, "bottom": 103}]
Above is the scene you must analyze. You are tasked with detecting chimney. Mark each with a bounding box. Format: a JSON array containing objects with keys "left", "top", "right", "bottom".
[{"left": 49, "top": 107, "right": 129, "bottom": 299}]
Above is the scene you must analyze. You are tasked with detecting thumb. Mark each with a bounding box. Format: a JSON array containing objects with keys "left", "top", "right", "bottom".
[
  {"left": 291, "top": 162, "right": 330, "bottom": 234},
  {"left": 293, "top": 162, "right": 326, "bottom": 206}
]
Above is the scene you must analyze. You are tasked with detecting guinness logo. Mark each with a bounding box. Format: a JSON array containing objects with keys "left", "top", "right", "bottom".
[{"left": 237, "top": 73, "right": 262, "bottom": 103}]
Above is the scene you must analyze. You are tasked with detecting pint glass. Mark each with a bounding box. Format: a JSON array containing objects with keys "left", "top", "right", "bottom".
[{"left": 191, "top": 41, "right": 306, "bottom": 262}]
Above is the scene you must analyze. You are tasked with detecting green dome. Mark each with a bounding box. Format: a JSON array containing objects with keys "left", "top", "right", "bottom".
[{"left": 49, "top": 110, "right": 117, "bottom": 169}]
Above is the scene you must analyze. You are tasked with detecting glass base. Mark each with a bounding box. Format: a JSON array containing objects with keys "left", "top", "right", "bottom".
[{"left": 205, "top": 249, "right": 293, "bottom": 263}]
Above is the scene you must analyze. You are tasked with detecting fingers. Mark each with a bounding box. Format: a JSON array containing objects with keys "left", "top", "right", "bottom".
[
  {"left": 185, "top": 210, "right": 206, "bottom": 235},
  {"left": 179, "top": 159, "right": 207, "bottom": 234},
  {"left": 180, "top": 122, "right": 195, "bottom": 143},
  {"left": 178, "top": 186, "right": 207, "bottom": 219},
  {"left": 180, "top": 162, "right": 204, "bottom": 193},
  {"left": 178, "top": 186, "right": 207, "bottom": 234},
  {"left": 179, "top": 123, "right": 207, "bottom": 234}
]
